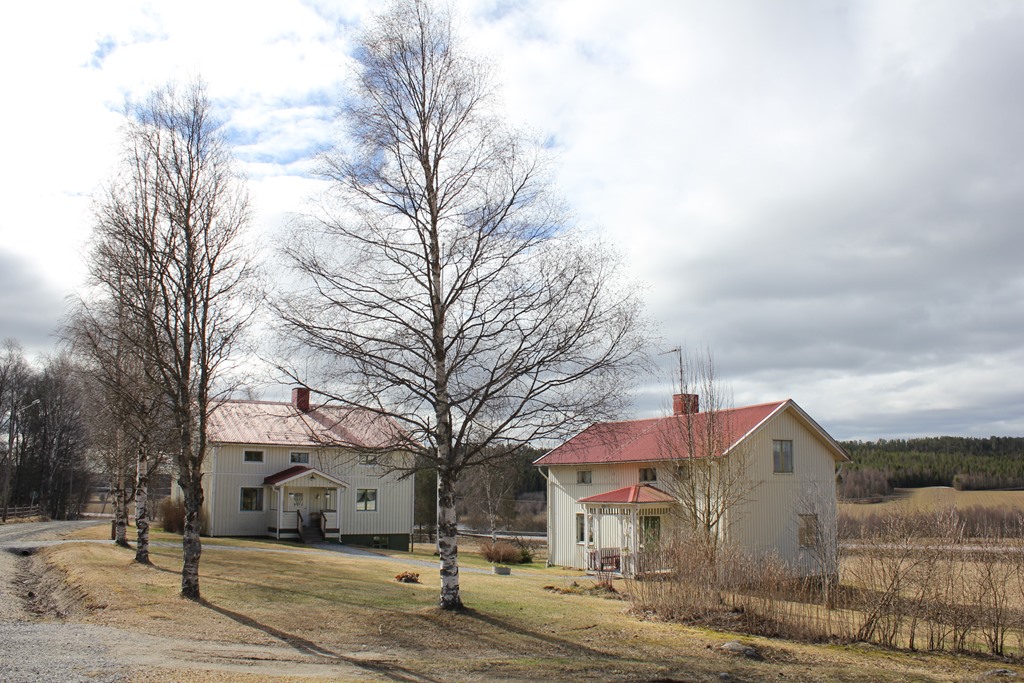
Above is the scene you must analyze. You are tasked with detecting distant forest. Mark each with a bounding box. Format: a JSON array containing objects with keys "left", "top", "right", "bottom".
[{"left": 840, "top": 436, "right": 1024, "bottom": 498}]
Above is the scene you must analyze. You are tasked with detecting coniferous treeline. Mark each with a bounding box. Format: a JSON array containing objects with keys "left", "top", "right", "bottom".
[{"left": 840, "top": 436, "right": 1024, "bottom": 498}]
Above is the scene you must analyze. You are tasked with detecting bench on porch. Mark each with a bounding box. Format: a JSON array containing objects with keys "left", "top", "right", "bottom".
[{"left": 587, "top": 548, "right": 622, "bottom": 573}]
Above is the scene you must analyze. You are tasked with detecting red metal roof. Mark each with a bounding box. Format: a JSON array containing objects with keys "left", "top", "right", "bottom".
[
  {"left": 263, "top": 465, "right": 312, "bottom": 485},
  {"left": 262, "top": 465, "right": 348, "bottom": 487},
  {"left": 535, "top": 401, "right": 788, "bottom": 466},
  {"left": 208, "top": 400, "right": 403, "bottom": 449},
  {"left": 579, "top": 484, "right": 676, "bottom": 504}
]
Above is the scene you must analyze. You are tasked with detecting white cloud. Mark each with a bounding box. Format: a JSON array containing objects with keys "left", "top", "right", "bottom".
[{"left": 2, "top": 0, "right": 1023, "bottom": 438}]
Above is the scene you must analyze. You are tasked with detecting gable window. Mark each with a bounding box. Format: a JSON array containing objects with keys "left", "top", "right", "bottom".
[
  {"left": 240, "top": 487, "right": 264, "bottom": 512},
  {"left": 798, "top": 514, "right": 820, "bottom": 548},
  {"left": 639, "top": 467, "right": 657, "bottom": 483},
  {"left": 358, "top": 453, "right": 376, "bottom": 466},
  {"left": 575, "top": 512, "right": 593, "bottom": 544},
  {"left": 243, "top": 450, "right": 263, "bottom": 463},
  {"left": 290, "top": 452, "right": 310, "bottom": 464},
  {"left": 576, "top": 470, "right": 592, "bottom": 485},
  {"left": 356, "top": 488, "right": 378, "bottom": 512},
  {"left": 773, "top": 440, "right": 794, "bottom": 474}
]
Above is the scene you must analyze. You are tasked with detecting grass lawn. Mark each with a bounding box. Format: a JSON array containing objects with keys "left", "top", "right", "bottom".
[{"left": 41, "top": 524, "right": 1018, "bottom": 682}]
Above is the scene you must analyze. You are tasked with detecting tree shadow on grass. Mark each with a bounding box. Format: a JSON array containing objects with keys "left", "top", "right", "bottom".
[
  {"left": 456, "top": 607, "right": 622, "bottom": 661},
  {"left": 198, "top": 599, "right": 443, "bottom": 683}
]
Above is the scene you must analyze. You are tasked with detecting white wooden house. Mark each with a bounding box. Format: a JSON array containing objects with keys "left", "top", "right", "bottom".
[
  {"left": 534, "top": 394, "right": 849, "bottom": 576},
  {"left": 193, "top": 388, "right": 414, "bottom": 550}
]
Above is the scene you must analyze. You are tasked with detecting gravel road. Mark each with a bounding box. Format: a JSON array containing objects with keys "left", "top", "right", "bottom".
[{"left": 0, "top": 520, "right": 131, "bottom": 683}]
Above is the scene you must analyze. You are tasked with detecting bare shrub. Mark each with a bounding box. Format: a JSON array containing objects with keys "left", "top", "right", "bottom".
[
  {"left": 158, "top": 497, "right": 207, "bottom": 535},
  {"left": 840, "top": 468, "right": 892, "bottom": 500},
  {"left": 633, "top": 507, "right": 1024, "bottom": 655},
  {"left": 158, "top": 497, "right": 186, "bottom": 534},
  {"left": 480, "top": 541, "right": 522, "bottom": 565}
]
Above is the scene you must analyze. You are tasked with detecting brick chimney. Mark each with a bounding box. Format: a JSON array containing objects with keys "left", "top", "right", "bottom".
[
  {"left": 292, "top": 387, "right": 310, "bottom": 413},
  {"left": 673, "top": 393, "right": 699, "bottom": 415}
]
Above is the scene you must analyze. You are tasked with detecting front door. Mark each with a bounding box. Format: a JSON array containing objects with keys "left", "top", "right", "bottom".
[{"left": 289, "top": 489, "right": 310, "bottom": 527}]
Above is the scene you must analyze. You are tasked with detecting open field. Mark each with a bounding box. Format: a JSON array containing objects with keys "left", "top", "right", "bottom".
[
  {"left": 840, "top": 486, "right": 1024, "bottom": 518},
  {"left": 0, "top": 523, "right": 1009, "bottom": 681}
]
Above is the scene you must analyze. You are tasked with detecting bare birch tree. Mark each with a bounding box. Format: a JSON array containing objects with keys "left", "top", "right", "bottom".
[
  {"left": 277, "top": 0, "right": 648, "bottom": 610},
  {"left": 66, "top": 299, "right": 171, "bottom": 559},
  {"left": 88, "top": 78, "right": 259, "bottom": 598},
  {"left": 660, "top": 347, "right": 757, "bottom": 558}
]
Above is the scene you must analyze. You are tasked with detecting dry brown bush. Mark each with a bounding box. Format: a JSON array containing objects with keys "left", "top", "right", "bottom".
[
  {"left": 480, "top": 540, "right": 524, "bottom": 565},
  {"left": 629, "top": 509, "right": 1024, "bottom": 657}
]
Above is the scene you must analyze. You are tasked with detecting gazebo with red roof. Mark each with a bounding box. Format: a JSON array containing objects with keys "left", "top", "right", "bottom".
[{"left": 577, "top": 484, "right": 677, "bottom": 574}]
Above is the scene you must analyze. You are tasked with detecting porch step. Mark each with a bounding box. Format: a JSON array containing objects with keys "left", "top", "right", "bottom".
[{"left": 296, "top": 525, "right": 323, "bottom": 545}]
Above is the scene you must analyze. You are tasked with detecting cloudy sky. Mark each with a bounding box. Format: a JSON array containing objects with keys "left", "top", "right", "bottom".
[{"left": 2, "top": 0, "right": 1022, "bottom": 440}]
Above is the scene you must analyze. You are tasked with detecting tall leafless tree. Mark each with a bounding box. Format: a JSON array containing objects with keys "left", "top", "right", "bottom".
[
  {"left": 66, "top": 298, "right": 172, "bottom": 559},
  {"left": 0, "top": 339, "right": 30, "bottom": 521},
  {"left": 277, "top": 0, "right": 648, "bottom": 610},
  {"left": 88, "top": 78, "right": 259, "bottom": 598},
  {"left": 659, "top": 347, "right": 757, "bottom": 560}
]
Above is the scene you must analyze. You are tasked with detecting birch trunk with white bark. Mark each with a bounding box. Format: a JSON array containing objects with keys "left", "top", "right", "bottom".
[{"left": 134, "top": 445, "right": 150, "bottom": 564}]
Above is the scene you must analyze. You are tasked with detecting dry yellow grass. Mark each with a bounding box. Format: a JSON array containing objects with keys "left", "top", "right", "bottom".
[
  {"left": 840, "top": 487, "right": 1024, "bottom": 518},
  {"left": 33, "top": 524, "right": 1018, "bottom": 681}
]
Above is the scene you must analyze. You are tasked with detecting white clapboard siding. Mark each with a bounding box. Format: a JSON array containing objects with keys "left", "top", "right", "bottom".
[
  {"left": 544, "top": 404, "right": 843, "bottom": 574},
  {"left": 200, "top": 445, "right": 413, "bottom": 538}
]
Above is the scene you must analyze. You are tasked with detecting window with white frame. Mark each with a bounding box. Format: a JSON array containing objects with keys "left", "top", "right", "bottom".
[
  {"left": 243, "top": 450, "right": 263, "bottom": 463},
  {"left": 290, "top": 452, "right": 310, "bottom": 464},
  {"left": 358, "top": 453, "right": 376, "bottom": 466},
  {"left": 576, "top": 470, "right": 592, "bottom": 485},
  {"left": 773, "top": 440, "right": 794, "bottom": 474},
  {"left": 269, "top": 489, "right": 278, "bottom": 511},
  {"left": 639, "top": 467, "right": 657, "bottom": 483},
  {"left": 798, "top": 514, "right": 820, "bottom": 548},
  {"left": 356, "top": 488, "right": 378, "bottom": 511},
  {"left": 240, "top": 487, "right": 264, "bottom": 512},
  {"left": 575, "top": 512, "right": 593, "bottom": 544}
]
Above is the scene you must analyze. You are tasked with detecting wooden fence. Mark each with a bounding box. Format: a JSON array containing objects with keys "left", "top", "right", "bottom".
[{"left": 4, "top": 505, "right": 42, "bottom": 520}]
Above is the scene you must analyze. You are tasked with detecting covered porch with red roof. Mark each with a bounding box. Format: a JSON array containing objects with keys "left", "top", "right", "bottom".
[
  {"left": 578, "top": 484, "right": 677, "bottom": 577},
  {"left": 262, "top": 465, "right": 349, "bottom": 542}
]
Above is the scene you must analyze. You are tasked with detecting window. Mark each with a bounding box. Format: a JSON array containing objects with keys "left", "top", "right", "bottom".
[
  {"left": 576, "top": 470, "right": 592, "bottom": 485},
  {"left": 356, "top": 488, "right": 378, "bottom": 512},
  {"left": 773, "top": 440, "right": 794, "bottom": 474},
  {"left": 290, "top": 452, "right": 310, "bottom": 464},
  {"left": 640, "top": 515, "right": 661, "bottom": 546},
  {"left": 269, "top": 489, "right": 278, "bottom": 511},
  {"left": 240, "top": 487, "right": 264, "bottom": 512},
  {"left": 799, "top": 514, "right": 820, "bottom": 548},
  {"left": 288, "top": 492, "right": 304, "bottom": 508},
  {"left": 575, "top": 512, "right": 593, "bottom": 544},
  {"left": 243, "top": 450, "right": 263, "bottom": 463},
  {"left": 639, "top": 467, "right": 657, "bottom": 483},
  {"left": 358, "top": 453, "right": 376, "bottom": 466}
]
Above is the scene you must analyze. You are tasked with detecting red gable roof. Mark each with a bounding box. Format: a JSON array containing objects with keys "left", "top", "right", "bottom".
[
  {"left": 208, "top": 400, "right": 404, "bottom": 449},
  {"left": 579, "top": 484, "right": 676, "bottom": 504},
  {"left": 262, "top": 465, "right": 348, "bottom": 487},
  {"left": 263, "top": 465, "right": 313, "bottom": 486},
  {"left": 535, "top": 401, "right": 788, "bottom": 466}
]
